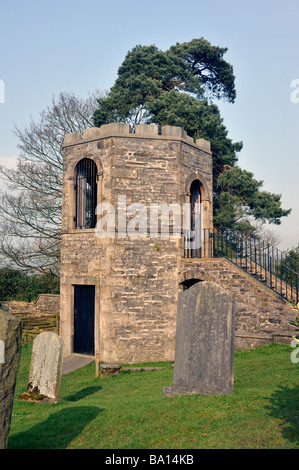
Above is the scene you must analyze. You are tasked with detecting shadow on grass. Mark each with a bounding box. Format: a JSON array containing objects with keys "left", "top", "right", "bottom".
[
  {"left": 266, "top": 385, "right": 299, "bottom": 446},
  {"left": 8, "top": 406, "right": 102, "bottom": 449},
  {"left": 64, "top": 386, "right": 102, "bottom": 402}
]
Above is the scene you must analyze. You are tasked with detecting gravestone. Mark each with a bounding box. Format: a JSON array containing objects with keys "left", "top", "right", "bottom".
[
  {"left": 0, "top": 308, "right": 22, "bottom": 449},
  {"left": 163, "top": 281, "right": 235, "bottom": 397},
  {"left": 21, "top": 331, "right": 64, "bottom": 402}
]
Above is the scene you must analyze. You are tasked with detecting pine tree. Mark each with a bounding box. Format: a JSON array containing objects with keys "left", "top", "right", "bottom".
[{"left": 93, "top": 39, "right": 290, "bottom": 231}]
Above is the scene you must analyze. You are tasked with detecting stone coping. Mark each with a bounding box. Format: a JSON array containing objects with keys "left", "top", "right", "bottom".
[
  {"left": 63, "top": 123, "right": 211, "bottom": 154},
  {"left": 235, "top": 331, "right": 294, "bottom": 339},
  {"left": 121, "top": 366, "right": 169, "bottom": 371}
]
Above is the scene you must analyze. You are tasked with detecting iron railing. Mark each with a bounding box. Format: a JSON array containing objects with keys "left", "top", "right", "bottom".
[{"left": 184, "top": 228, "right": 299, "bottom": 304}]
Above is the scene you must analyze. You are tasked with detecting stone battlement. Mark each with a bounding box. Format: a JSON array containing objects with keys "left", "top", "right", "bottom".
[{"left": 63, "top": 123, "right": 211, "bottom": 153}]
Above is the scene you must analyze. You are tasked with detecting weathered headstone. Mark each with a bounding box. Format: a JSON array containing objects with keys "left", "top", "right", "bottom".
[
  {"left": 21, "top": 331, "right": 64, "bottom": 402},
  {"left": 0, "top": 308, "right": 22, "bottom": 449},
  {"left": 163, "top": 281, "right": 235, "bottom": 397}
]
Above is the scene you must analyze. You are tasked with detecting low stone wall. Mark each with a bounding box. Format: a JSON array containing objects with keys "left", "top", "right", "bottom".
[
  {"left": 234, "top": 332, "right": 294, "bottom": 349},
  {"left": 0, "top": 294, "right": 60, "bottom": 316},
  {"left": 0, "top": 295, "right": 60, "bottom": 343}
]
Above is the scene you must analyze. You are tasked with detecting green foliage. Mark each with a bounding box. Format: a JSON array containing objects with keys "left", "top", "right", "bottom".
[
  {"left": 289, "top": 314, "right": 299, "bottom": 341},
  {"left": 215, "top": 167, "right": 291, "bottom": 230},
  {"left": 284, "top": 246, "right": 299, "bottom": 268},
  {"left": 168, "top": 38, "right": 236, "bottom": 102},
  {"left": 93, "top": 39, "right": 236, "bottom": 127},
  {"left": 0, "top": 268, "right": 59, "bottom": 302},
  {"left": 289, "top": 317, "right": 299, "bottom": 330},
  {"left": 93, "top": 39, "right": 236, "bottom": 128},
  {"left": 147, "top": 93, "right": 242, "bottom": 175},
  {"left": 277, "top": 245, "right": 299, "bottom": 288},
  {"left": 92, "top": 39, "right": 290, "bottom": 232}
]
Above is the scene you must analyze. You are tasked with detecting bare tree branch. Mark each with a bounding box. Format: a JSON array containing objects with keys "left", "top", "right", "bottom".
[{"left": 0, "top": 89, "right": 105, "bottom": 275}]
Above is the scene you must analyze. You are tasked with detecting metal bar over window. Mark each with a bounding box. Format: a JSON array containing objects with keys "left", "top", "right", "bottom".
[{"left": 75, "top": 158, "right": 97, "bottom": 229}]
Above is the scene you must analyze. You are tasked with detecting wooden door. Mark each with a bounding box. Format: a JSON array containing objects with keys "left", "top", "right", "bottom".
[{"left": 74, "top": 285, "right": 95, "bottom": 355}]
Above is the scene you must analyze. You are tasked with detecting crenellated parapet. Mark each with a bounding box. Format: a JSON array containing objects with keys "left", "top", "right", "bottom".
[{"left": 63, "top": 123, "right": 211, "bottom": 154}]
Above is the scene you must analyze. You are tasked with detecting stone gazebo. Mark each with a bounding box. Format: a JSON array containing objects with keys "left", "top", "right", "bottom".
[{"left": 59, "top": 123, "right": 213, "bottom": 363}]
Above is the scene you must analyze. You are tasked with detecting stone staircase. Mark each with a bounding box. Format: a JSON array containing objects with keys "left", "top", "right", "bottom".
[
  {"left": 230, "top": 258, "right": 297, "bottom": 303},
  {"left": 181, "top": 257, "right": 295, "bottom": 349}
]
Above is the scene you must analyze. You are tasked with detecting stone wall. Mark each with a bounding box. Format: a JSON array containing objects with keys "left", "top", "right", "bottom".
[
  {"left": 1, "top": 294, "right": 60, "bottom": 316},
  {"left": 60, "top": 123, "right": 213, "bottom": 362},
  {"left": 181, "top": 258, "right": 294, "bottom": 348}
]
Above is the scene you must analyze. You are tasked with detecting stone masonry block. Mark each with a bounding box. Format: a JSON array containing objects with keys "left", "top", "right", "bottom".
[
  {"left": 161, "top": 125, "right": 187, "bottom": 139},
  {"left": 83, "top": 127, "right": 102, "bottom": 140},
  {"left": 135, "top": 124, "right": 159, "bottom": 136},
  {"left": 196, "top": 138, "right": 211, "bottom": 152},
  {"left": 63, "top": 132, "right": 83, "bottom": 146},
  {"left": 99, "top": 123, "right": 130, "bottom": 135}
]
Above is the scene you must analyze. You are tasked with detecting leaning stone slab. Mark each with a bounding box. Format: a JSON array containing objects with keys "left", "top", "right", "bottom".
[
  {"left": 0, "top": 308, "right": 22, "bottom": 449},
  {"left": 20, "top": 331, "right": 64, "bottom": 403},
  {"left": 163, "top": 282, "right": 235, "bottom": 397}
]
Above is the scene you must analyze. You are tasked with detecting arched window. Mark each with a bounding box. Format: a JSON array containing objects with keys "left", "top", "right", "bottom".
[
  {"left": 190, "top": 180, "right": 202, "bottom": 258},
  {"left": 190, "top": 180, "right": 201, "bottom": 232},
  {"left": 75, "top": 158, "right": 97, "bottom": 229}
]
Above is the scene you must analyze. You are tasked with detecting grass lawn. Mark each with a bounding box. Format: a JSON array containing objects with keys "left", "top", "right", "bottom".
[{"left": 8, "top": 342, "right": 299, "bottom": 449}]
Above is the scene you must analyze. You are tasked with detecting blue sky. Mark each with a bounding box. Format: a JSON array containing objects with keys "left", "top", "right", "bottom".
[{"left": 0, "top": 0, "right": 298, "bottom": 249}]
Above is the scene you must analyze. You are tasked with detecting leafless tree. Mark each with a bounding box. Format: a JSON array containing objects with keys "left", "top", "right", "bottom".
[
  {"left": 0, "top": 90, "right": 104, "bottom": 275},
  {"left": 253, "top": 220, "right": 283, "bottom": 247}
]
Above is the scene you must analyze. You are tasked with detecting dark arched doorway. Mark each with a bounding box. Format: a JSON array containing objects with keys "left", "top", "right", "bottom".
[
  {"left": 179, "top": 278, "right": 203, "bottom": 291},
  {"left": 190, "top": 180, "right": 202, "bottom": 257}
]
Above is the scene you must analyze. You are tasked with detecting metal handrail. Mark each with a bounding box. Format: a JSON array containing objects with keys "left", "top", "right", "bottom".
[{"left": 183, "top": 228, "right": 299, "bottom": 304}]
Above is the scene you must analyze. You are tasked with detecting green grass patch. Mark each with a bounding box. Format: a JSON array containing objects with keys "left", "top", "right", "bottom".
[{"left": 8, "top": 342, "right": 299, "bottom": 449}]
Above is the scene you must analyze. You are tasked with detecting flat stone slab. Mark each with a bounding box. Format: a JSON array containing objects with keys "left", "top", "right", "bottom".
[
  {"left": 101, "top": 363, "right": 121, "bottom": 378},
  {"left": 122, "top": 367, "right": 168, "bottom": 371},
  {"left": 18, "top": 391, "right": 59, "bottom": 404},
  {"left": 62, "top": 359, "right": 168, "bottom": 375},
  {"left": 62, "top": 354, "right": 94, "bottom": 374}
]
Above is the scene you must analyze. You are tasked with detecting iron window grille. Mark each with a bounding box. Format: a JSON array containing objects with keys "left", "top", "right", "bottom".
[{"left": 75, "top": 158, "right": 97, "bottom": 229}]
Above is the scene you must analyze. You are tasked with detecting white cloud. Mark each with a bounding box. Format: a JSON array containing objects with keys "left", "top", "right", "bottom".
[
  {"left": 0, "top": 156, "right": 18, "bottom": 191},
  {"left": 0, "top": 156, "right": 18, "bottom": 169}
]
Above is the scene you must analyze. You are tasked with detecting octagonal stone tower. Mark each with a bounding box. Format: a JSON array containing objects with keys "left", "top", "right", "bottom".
[{"left": 60, "top": 123, "right": 213, "bottom": 363}]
